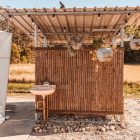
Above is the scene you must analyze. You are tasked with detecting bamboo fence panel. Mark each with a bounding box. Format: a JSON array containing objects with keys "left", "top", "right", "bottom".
[{"left": 35, "top": 47, "right": 124, "bottom": 115}]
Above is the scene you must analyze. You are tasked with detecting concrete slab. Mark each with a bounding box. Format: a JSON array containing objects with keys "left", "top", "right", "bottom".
[{"left": 0, "top": 98, "right": 35, "bottom": 140}]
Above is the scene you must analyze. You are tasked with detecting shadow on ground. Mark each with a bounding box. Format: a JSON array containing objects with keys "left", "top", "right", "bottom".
[{"left": 0, "top": 101, "right": 35, "bottom": 139}]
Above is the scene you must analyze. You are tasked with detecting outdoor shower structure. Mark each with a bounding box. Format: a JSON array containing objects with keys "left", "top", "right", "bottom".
[
  {"left": 1, "top": 6, "right": 140, "bottom": 119},
  {"left": 35, "top": 47, "right": 124, "bottom": 115}
]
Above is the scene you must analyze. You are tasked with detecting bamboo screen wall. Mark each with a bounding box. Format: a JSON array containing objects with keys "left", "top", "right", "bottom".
[{"left": 35, "top": 47, "right": 124, "bottom": 115}]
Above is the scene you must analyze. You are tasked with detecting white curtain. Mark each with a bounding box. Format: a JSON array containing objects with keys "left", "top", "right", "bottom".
[{"left": 0, "top": 31, "right": 12, "bottom": 125}]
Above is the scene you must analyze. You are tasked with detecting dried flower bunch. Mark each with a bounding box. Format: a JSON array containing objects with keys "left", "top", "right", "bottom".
[
  {"left": 92, "top": 37, "right": 105, "bottom": 49},
  {"left": 124, "top": 25, "right": 140, "bottom": 39},
  {"left": 65, "top": 35, "right": 84, "bottom": 56}
]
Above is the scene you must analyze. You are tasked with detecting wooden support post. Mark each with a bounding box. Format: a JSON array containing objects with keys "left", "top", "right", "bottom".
[
  {"left": 43, "top": 96, "right": 46, "bottom": 123},
  {"left": 120, "top": 115, "right": 123, "bottom": 125},
  {"left": 121, "top": 23, "right": 124, "bottom": 47},
  {"left": 113, "top": 36, "right": 115, "bottom": 46},
  {"left": 35, "top": 113, "right": 38, "bottom": 121},
  {"left": 44, "top": 36, "right": 48, "bottom": 47},
  {"left": 34, "top": 24, "right": 37, "bottom": 47},
  {"left": 47, "top": 96, "right": 48, "bottom": 122}
]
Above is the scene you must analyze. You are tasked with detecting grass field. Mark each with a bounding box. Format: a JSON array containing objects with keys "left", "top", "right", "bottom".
[
  {"left": 9, "top": 64, "right": 140, "bottom": 83},
  {"left": 8, "top": 64, "right": 140, "bottom": 98},
  {"left": 9, "top": 64, "right": 35, "bottom": 83},
  {"left": 8, "top": 83, "right": 35, "bottom": 91}
]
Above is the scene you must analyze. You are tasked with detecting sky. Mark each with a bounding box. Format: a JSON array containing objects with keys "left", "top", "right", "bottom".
[{"left": 0, "top": 0, "right": 140, "bottom": 9}]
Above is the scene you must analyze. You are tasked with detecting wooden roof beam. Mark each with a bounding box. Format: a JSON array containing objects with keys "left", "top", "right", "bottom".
[
  {"left": 135, "top": 6, "right": 140, "bottom": 10},
  {"left": 23, "top": 7, "right": 45, "bottom": 42},
  {"left": 14, "top": 8, "right": 18, "bottom": 12},
  {"left": 107, "top": 14, "right": 127, "bottom": 40},
  {"left": 73, "top": 7, "right": 76, "bottom": 11},
  {"left": 130, "top": 14, "right": 140, "bottom": 26},
  {"left": 104, "top": 14, "right": 114, "bottom": 41},
  {"left": 125, "top": 6, "right": 129, "bottom": 10},
  {"left": 73, "top": 7, "right": 77, "bottom": 33},
  {"left": 1, "top": 10, "right": 40, "bottom": 44},
  {"left": 64, "top": 8, "right": 70, "bottom": 33},
  {"left": 4, "top": 10, "right": 140, "bottom": 16},
  {"left": 104, "top": 6, "right": 107, "bottom": 11},
  {"left": 114, "top": 6, "right": 119, "bottom": 11},
  {"left": 33, "top": 8, "right": 38, "bottom": 12},
  {"left": 45, "top": 32, "right": 114, "bottom": 35},
  {"left": 27, "top": 32, "right": 114, "bottom": 35},
  {"left": 42, "top": 8, "right": 57, "bottom": 42},
  {"left": 32, "top": 8, "right": 52, "bottom": 43},
  {"left": 98, "top": 15, "right": 104, "bottom": 28},
  {"left": 35, "top": 16, "right": 53, "bottom": 41},
  {"left": 83, "top": 7, "right": 86, "bottom": 11},
  {"left": 88, "top": 14, "right": 95, "bottom": 44},
  {"left": 56, "top": 16, "right": 67, "bottom": 40},
  {"left": 83, "top": 7, "right": 86, "bottom": 32},
  {"left": 93, "top": 7, "right": 97, "bottom": 11},
  {"left": 23, "top": 8, "right": 28, "bottom": 12},
  {"left": 108, "top": 14, "right": 128, "bottom": 42},
  {"left": 46, "top": 15, "right": 62, "bottom": 42},
  {"left": 54, "top": 7, "right": 67, "bottom": 41}
]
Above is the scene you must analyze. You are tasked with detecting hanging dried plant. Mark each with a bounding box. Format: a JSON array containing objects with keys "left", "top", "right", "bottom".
[
  {"left": 124, "top": 25, "right": 140, "bottom": 39},
  {"left": 90, "top": 37, "right": 116, "bottom": 61},
  {"left": 65, "top": 35, "right": 84, "bottom": 56}
]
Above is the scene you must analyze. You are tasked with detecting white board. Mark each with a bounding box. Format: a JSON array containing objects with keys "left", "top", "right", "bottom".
[{"left": 0, "top": 31, "right": 12, "bottom": 125}]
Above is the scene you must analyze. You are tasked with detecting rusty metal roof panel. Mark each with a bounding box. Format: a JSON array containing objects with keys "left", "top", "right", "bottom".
[{"left": 0, "top": 7, "right": 140, "bottom": 45}]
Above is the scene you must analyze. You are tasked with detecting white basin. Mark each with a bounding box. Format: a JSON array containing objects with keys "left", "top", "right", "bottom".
[{"left": 30, "top": 85, "right": 56, "bottom": 96}]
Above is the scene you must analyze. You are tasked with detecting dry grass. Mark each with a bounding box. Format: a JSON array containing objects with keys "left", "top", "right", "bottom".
[
  {"left": 9, "top": 64, "right": 140, "bottom": 83},
  {"left": 124, "top": 64, "right": 140, "bottom": 83},
  {"left": 9, "top": 64, "right": 35, "bottom": 83}
]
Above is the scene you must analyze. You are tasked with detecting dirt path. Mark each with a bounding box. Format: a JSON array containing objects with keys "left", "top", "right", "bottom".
[
  {"left": 0, "top": 97, "right": 35, "bottom": 140},
  {"left": 27, "top": 98, "right": 140, "bottom": 140}
]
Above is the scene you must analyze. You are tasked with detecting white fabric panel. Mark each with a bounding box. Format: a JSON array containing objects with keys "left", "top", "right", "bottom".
[
  {"left": 0, "top": 114, "right": 5, "bottom": 125},
  {"left": 0, "top": 31, "right": 12, "bottom": 125}
]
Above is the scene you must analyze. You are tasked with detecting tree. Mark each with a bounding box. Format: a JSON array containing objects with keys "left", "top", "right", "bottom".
[
  {"left": 10, "top": 43, "right": 20, "bottom": 64},
  {"left": 0, "top": 15, "right": 33, "bottom": 47},
  {"left": 20, "top": 45, "right": 35, "bottom": 64},
  {"left": 20, "top": 56, "right": 28, "bottom": 64},
  {"left": 0, "top": 15, "right": 35, "bottom": 64}
]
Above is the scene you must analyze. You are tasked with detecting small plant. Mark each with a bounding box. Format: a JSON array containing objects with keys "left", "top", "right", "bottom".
[
  {"left": 92, "top": 37, "right": 105, "bottom": 49},
  {"left": 65, "top": 35, "right": 84, "bottom": 56},
  {"left": 124, "top": 25, "right": 140, "bottom": 39}
]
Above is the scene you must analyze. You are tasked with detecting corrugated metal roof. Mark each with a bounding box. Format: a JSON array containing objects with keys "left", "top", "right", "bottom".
[{"left": 0, "top": 6, "right": 140, "bottom": 45}]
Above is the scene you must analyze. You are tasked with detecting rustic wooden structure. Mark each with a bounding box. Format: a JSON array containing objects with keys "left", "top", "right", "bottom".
[
  {"left": 35, "top": 47, "right": 124, "bottom": 115},
  {"left": 2, "top": 6, "right": 140, "bottom": 118}
]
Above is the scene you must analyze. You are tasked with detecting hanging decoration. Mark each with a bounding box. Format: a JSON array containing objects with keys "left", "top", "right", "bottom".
[
  {"left": 65, "top": 35, "right": 84, "bottom": 56},
  {"left": 124, "top": 25, "right": 140, "bottom": 50},
  {"left": 90, "top": 37, "right": 116, "bottom": 62}
]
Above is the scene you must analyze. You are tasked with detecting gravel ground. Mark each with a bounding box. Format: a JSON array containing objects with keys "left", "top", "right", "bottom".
[{"left": 27, "top": 98, "right": 140, "bottom": 140}]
